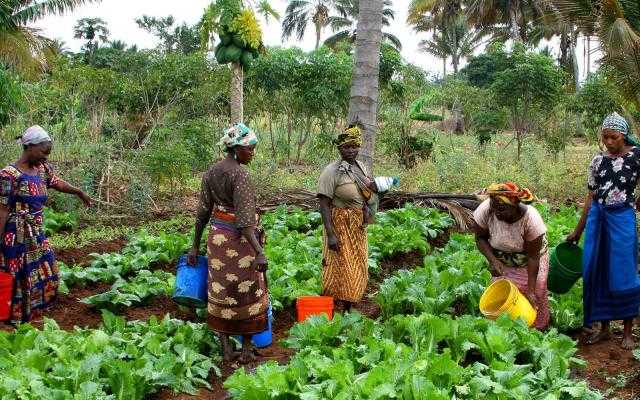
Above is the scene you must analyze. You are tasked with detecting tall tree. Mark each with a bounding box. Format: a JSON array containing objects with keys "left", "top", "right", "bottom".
[
  {"left": 348, "top": 0, "right": 384, "bottom": 171},
  {"left": 324, "top": 0, "right": 401, "bottom": 50},
  {"left": 550, "top": 0, "right": 640, "bottom": 109},
  {"left": 419, "top": 15, "right": 487, "bottom": 74},
  {"left": 0, "top": 0, "right": 98, "bottom": 77},
  {"left": 409, "top": 0, "right": 456, "bottom": 76},
  {"left": 201, "top": 0, "right": 278, "bottom": 123},
  {"left": 73, "top": 17, "right": 109, "bottom": 63},
  {"left": 136, "top": 15, "right": 201, "bottom": 54},
  {"left": 466, "top": 0, "right": 545, "bottom": 42},
  {"left": 281, "top": 0, "right": 335, "bottom": 49},
  {"left": 407, "top": 0, "right": 462, "bottom": 30}
]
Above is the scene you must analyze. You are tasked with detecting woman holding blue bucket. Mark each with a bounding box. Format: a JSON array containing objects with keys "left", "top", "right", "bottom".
[
  {"left": 567, "top": 112, "right": 640, "bottom": 349},
  {"left": 188, "top": 123, "right": 269, "bottom": 363}
]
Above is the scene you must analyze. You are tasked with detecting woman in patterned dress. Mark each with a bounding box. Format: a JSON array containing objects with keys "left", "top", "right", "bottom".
[
  {"left": 567, "top": 112, "right": 640, "bottom": 349},
  {"left": 188, "top": 123, "right": 268, "bottom": 364},
  {"left": 317, "top": 125, "right": 375, "bottom": 312},
  {"left": 473, "top": 182, "right": 551, "bottom": 330},
  {"left": 0, "top": 126, "right": 91, "bottom": 325}
]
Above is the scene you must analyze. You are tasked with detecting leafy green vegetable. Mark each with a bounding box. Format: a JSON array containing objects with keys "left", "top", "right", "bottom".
[
  {"left": 60, "top": 230, "right": 190, "bottom": 290},
  {"left": 81, "top": 270, "right": 175, "bottom": 311},
  {"left": 44, "top": 208, "right": 78, "bottom": 236},
  {"left": 264, "top": 205, "right": 453, "bottom": 310},
  {"left": 375, "top": 234, "right": 490, "bottom": 318},
  {"left": 225, "top": 312, "right": 599, "bottom": 399},
  {"left": 0, "top": 312, "right": 220, "bottom": 399}
]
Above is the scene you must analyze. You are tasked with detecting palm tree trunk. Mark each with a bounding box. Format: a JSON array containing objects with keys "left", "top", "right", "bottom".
[
  {"left": 442, "top": 58, "right": 446, "bottom": 120},
  {"left": 453, "top": 26, "right": 459, "bottom": 73},
  {"left": 315, "top": 21, "right": 322, "bottom": 50},
  {"left": 348, "top": 0, "right": 384, "bottom": 172},
  {"left": 509, "top": 7, "right": 521, "bottom": 41},
  {"left": 230, "top": 62, "right": 244, "bottom": 124},
  {"left": 586, "top": 36, "right": 591, "bottom": 75},
  {"left": 570, "top": 29, "right": 580, "bottom": 89}
]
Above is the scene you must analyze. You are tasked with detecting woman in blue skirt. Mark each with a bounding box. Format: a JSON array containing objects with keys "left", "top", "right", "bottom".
[{"left": 567, "top": 112, "right": 640, "bottom": 349}]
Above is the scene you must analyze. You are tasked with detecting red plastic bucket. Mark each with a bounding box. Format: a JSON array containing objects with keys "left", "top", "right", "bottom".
[
  {"left": 0, "top": 272, "right": 13, "bottom": 321},
  {"left": 296, "top": 296, "right": 334, "bottom": 322}
]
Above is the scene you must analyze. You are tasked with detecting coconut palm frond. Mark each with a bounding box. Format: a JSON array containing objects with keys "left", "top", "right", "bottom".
[
  {"left": 0, "top": 26, "right": 49, "bottom": 78},
  {"left": 429, "top": 199, "right": 474, "bottom": 231},
  {"left": 12, "top": 0, "right": 97, "bottom": 25},
  {"left": 328, "top": 15, "right": 352, "bottom": 31},
  {"left": 324, "top": 29, "right": 352, "bottom": 47},
  {"left": 383, "top": 32, "right": 402, "bottom": 51},
  {"left": 257, "top": 0, "right": 280, "bottom": 22}
]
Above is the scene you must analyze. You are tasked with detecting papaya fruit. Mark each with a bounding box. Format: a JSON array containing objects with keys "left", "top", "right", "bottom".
[
  {"left": 215, "top": 44, "right": 229, "bottom": 64},
  {"left": 220, "top": 33, "right": 232, "bottom": 46},
  {"left": 224, "top": 44, "right": 242, "bottom": 63},
  {"left": 240, "top": 51, "right": 254, "bottom": 69},
  {"left": 231, "top": 33, "right": 245, "bottom": 48}
]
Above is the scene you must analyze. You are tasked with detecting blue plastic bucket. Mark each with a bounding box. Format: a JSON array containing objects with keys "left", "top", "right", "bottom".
[
  {"left": 236, "top": 302, "right": 273, "bottom": 348},
  {"left": 173, "top": 255, "right": 208, "bottom": 308}
]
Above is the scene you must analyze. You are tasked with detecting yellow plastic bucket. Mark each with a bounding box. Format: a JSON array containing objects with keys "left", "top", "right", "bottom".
[{"left": 479, "top": 279, "right": 537, "bottom": 327}]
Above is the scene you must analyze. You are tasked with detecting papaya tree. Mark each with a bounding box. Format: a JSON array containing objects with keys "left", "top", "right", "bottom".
[{"left": 201, "top": 0, "right": 279, "bottom": 124}]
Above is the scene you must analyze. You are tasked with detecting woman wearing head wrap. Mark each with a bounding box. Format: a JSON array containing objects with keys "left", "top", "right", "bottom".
[
  {"left": 567, "top": 112, "right": 640, "bottom": 349},
  {"left": 187, "top": 123, "right": 269, "bottom": 363},
  {"left": 473, "top": 182, "right": 550, "bottom": 330},
  {"left": 317, "top": 124, "right": 377, "bottom": 312},
  {"left": 0, "top": 126, "right": 91, "bottom": 324}
]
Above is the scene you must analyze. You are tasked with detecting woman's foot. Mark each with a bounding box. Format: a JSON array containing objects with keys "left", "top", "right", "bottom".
[
  {"left": 620, "top": 335, "right": 635, "bottom": 350},
  {"left": 621, "top": 319, "right": 635, "bottom": 350},
  {"left": 220, "top": 334, "right": 239, "bottom": 362},
  {"left": 585, "top": 329, "right": 611, "bottom": 345},
  {"left": 238, "top": 348, "right": 257, "bottom": 364},
  {"left": 238, "top": 336, "right": 257, "bottom": 364},
  {"left": 223, "top": 351, "right": 241, "bottom": 363}
]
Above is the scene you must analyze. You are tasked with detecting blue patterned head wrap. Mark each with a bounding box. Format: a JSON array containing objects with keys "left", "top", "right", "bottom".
[
  {"left": 218, "top": 123, "right": 258, "bottom": 148},
  {"left": 602, "top": 112, "right": 639, "bottom": 146}
]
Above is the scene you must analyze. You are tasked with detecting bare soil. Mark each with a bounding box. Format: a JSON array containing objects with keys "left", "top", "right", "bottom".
[
  {"left": 573, "top": 323, "right": 640, "bottom": 400},
  {"left": 56, "top": 238, "right": 127, "bottom": 266}
]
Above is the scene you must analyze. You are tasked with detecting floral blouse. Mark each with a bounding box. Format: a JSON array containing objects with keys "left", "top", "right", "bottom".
[{"left": 587, "top": 147, "right": 640, "bottom": 207}]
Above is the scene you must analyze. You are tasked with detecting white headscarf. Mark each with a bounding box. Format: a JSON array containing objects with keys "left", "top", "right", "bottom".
[{"left": 17, "top": 125, "right": 52, "bottom": 146}]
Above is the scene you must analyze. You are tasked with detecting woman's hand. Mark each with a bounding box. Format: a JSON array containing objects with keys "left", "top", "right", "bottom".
[
  {"left": 327, "top": 234, "right": 340, "bottom": 251},
  {"left": 489, "top": 259, "right": 506, "bottom": 277},
  {"left": 566, "top": 229, "right": 582, "bottom": 243},
  {"left": 77, "top": 191, "right": 92, "bottom": 208},
  {"left": 187, "top": 247, "right": 199, "bottom": 266},
  {"left": 253, "top": 253, "right": 268, "bottom": 272}
]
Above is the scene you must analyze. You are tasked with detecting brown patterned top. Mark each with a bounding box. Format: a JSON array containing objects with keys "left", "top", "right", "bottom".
[{"left": 196, "top": 157, "right": 256, "bottom": 229}]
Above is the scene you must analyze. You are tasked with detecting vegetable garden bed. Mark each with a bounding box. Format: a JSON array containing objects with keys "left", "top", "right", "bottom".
[{"left": 2, "top": 205, "right": 638, "bottom": 398}]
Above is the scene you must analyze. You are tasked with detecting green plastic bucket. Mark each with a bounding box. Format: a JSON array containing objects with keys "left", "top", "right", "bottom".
[{"left": 547, "top": 242, "right": 583, "bottom": 294}]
